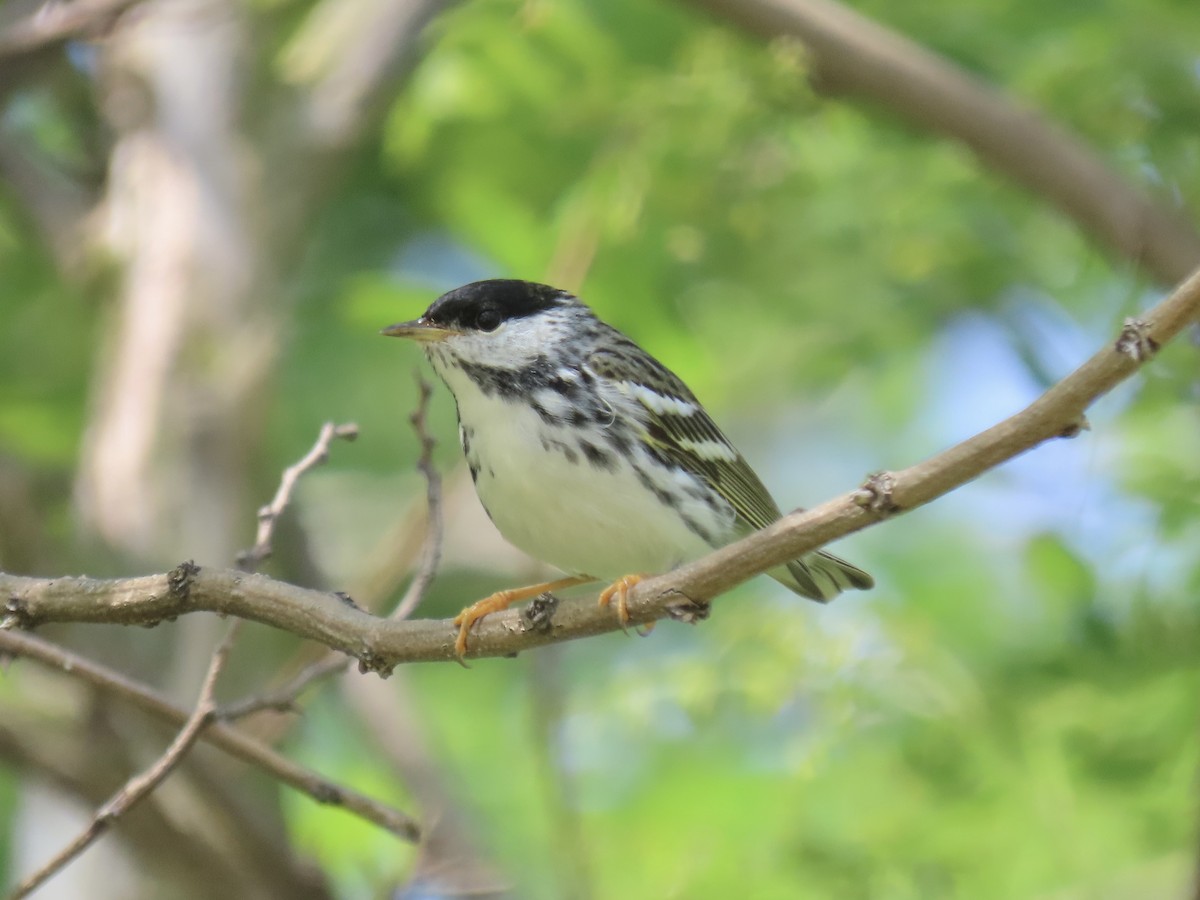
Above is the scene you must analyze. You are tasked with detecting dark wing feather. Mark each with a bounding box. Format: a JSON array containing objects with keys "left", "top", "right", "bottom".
[
  {"left": 586, "top": 334, "right": 874, "bottom": 601},
  {"left": 585, "top": 341, "right": 782, "bottom": 534}
]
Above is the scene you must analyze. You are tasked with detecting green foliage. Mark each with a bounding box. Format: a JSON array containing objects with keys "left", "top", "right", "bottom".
[
  {"left": 1, "top": 0, "right": 1197, "bottom": 896},
  {"left": 0, "top": 201, "right": 93, "bottom": 466},
  {"left": 281, "top": 698, "right": 418, "bottom": 896},
  {"left": 0, "top": 769, "right": 11, "bottom": 892}
]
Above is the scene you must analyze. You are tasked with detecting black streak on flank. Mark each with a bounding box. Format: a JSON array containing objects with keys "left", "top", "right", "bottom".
[
  {"left": 632, "top": 467, "right": 677, "bottom": 511},
  {"left": 548, "top": 376, "right": 577, "bottom": 398},
  {"left": 579, "top": 441, "right": 615, "bottom": 471},
  {"left": 679, "top": 513, "right": 713, "bottom": 545},
  {"left": 540, "top": 435, "right": 581, "bottom": 464},
  {"left": 629, "top": 465, "right": 715, "bottom": 544},
  {"left": 604, "top": 429, "right": 632, "bottom": 456}
]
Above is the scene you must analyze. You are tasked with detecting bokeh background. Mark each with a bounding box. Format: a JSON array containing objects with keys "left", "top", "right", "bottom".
[{"left": 1, "top": 0, "right": 1198, "bottom": 897}]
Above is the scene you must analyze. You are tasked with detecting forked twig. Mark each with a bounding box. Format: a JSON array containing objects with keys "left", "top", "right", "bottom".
[
  {"left": 218, "top": 654, "right": 348, "bottom": 720},
  {"left": 237, "top": 421, "right": 358, "bottom": 570},
  {"left": 391, "top": 371, "right": 443, "bottom": 621},
  {"left": 220, "top": 376, "right": 441, "bottom": 718},
  {"left": 0, "top": 629, "right": 420, "bottom": 842},
  {"left": 10, "top": 622, "right": 243, "bottom": 899}
]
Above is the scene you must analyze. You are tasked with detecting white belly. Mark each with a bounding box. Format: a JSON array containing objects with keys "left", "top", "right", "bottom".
[{"left": 446, "top": 373, "right": 733, "bottom": 580}]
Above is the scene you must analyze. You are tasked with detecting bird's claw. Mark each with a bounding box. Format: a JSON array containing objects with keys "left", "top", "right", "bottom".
[
  {"left": 452, "top": 575, "right": 594, "bottom": 662},
  {"left": 452, "top": 593, "right": 516, "bottom": 663},
  {"left": 598, "top": 574, "right": 646, "bottom": 633}
]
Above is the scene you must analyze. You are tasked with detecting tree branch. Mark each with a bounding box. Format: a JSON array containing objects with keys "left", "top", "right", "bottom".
[
  {"left": 281, "top": 0, "right": 450, "bottom": 151},
  {"left": 2, "top": 266, "right": 1199, "bottom": 664},
  {"left": 0, "top": 0, "right": 143, "bottom": 60},
  {"left": 219, "top": 373, "right": 442, "bottom": 717},
  {"left": 237, "top": 421, "right": 359, "bottom": 570},
  {"left": 683, "top": 0, "right": 1200, "bottom": 285},
  {"left": 389, "top": 371, "right": 442, "bottom": 621},
  {"left": 216, "top": 654, "right": 348, "bottom": 720},
  {"left": 10, "top": 621, "right": 241, "bottom": 899},
  {"left": 0, "top": 629, "right": 421, "bottom": 841}
]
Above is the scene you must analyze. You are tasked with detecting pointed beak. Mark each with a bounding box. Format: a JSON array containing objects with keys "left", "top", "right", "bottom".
[{"left": 380, "top": 318, "right": 459, "bottom": 342}]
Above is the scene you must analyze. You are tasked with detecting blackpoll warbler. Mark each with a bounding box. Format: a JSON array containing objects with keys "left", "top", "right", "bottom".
[{"left": 384, "top": 279, "right": 872, "bottom": 657}]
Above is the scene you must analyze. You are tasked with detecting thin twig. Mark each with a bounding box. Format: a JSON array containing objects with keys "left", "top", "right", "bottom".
[
  {"left": 222, "top": 419, "right": 362, "bottom": 715},
  {"left": 218, "top": 655, "right": 349, "bottom": 720},
  {"left": 0, "top": 630, "right": 420, "bottom": 841},
  {"left": 10, "top": 622, "right": 242, "bottom": 899},
  {"left": 0, "top": 0, "right": 144, "bottom": 59},
  {"left": 237, "top": 421, "right": 358, "bottom": 570},
  {"left": 391, "top": 371, "right": 442, "bottom": 621},
  {"left": 3, "top": 265, "right": 1199, "bottom": 663},
  {"left": 683, "top": 0, "right": 1200, "bottom": 286},
  {"left": 219, "top": 377, "right": 442, "bottom": 716}
]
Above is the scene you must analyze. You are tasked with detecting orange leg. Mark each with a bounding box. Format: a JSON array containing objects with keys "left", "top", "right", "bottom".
[
  {"left": 453, "top": 575, "right": 594, "bottom": 660},
  {"left": 597, "top": 574, "right": 648, "bottom": 631}
]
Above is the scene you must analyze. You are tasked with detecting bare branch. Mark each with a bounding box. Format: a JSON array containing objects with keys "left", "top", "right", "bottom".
[
  {"left": 0, "top": 629, "right": 420, "bottom": 841},
  {"left": 683, "top": 0, "right": 1200, "bottom": 285},
  {"left": 0, "top": 0, "right": 143, "bottom": 60},
  {"left": 281, "top": 0, "right": 450, "bottom": 151},
  {"left": 10, "top": 621, "right": 242, "bottom": 899},
  {"left": 390, "top": 372, "right": 442, "bottom": 621},
  {"left": 217, "top": 654, "right": 348, "bottom": 720},
  {"left": 3, "top": 265, "right": 1199, "bottom": 664},
  {"left": 237, "top": 422, "right": 359, "bottom": 570},
  {"left": 220, "top": 378, "right": 441, "bottom": 716}
]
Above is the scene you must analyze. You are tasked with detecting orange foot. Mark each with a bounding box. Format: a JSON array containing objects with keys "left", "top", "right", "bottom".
[
  {"left": 598, "top": 574, "right": 650, "bottom": 633},
  {"left": 452, "top": 575, "right": 593, "bottom": 661}
]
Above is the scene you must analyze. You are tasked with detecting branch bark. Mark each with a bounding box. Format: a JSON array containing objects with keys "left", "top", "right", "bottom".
[
  {"left": 684, "top": 0, "right": 1200, "bottom": 285},
  {"left": 10, "top": 622, "right": 242, "bottom": 899},
  {"left": 237, "top": 421, "right": 359, "bottom": 570},
  {"left": 4, "top": 265, "right": 1198, "bottom": 664},
  {"left": 0, "top": 629, "right": 421, "bottom": 841},
  {"left": 0, "top": 0, "right": 143, "bottom": 59}
]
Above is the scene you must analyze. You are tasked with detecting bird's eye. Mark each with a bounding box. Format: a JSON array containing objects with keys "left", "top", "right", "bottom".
[{"left": 476, "top": 308, "right": 502, "bottom": 331}]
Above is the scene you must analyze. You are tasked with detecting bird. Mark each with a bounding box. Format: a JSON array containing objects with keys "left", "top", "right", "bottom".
[{"left": 383, "top": 279, "right": 872, "bottom": 658}]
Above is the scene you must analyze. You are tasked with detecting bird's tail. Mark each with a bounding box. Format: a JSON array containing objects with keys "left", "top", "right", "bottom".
[{"left": 770, "top": 550, "right": 874, "bottom": 602}]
